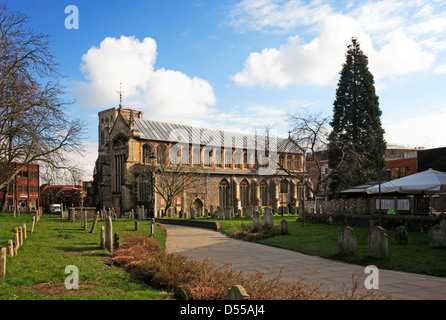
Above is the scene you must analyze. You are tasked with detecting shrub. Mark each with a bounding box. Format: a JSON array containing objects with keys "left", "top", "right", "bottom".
[{"left": 110, "top": 234, "right": 386, "bottom": 300}]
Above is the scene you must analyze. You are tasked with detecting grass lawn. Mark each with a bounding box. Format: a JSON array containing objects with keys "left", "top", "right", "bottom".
[
  {"left": 0, "top": 212, "right": 170, "bottom": 300},
  {"left": 170, "top": 214, "right": 446, "bottom": 278}
]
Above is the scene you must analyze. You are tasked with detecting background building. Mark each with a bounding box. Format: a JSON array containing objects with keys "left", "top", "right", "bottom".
[
  {"left": 93, "top": 106, "right": 306, "bottom": 216},
  {"left": 0, "top": 163, "right": 40, "bottom": 212},
  {"left": 39, "top": 181, "right": 91, "bottom": 213}
]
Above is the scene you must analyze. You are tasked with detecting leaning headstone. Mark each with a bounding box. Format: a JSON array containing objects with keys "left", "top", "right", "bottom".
[
  {"left": 368, "top": 226, "right": 388, "bottom": 258},
  {"left": 90, "top": 212, "right": 99, "bottom": 234},
  {"left": 31, "top": 216, "right": 36, "bottom": 233},
  {"left": 429, "top": 224, "right": 446, "bottom": 248},
  {"left": 338, "top": 226, "right": 356, "bottom": 254},
  {"left": 226, "top": 285, "right": 250, "bottom": 300},
  {"left": 281, "top": 219, "right": 289, "bottom": 235},
  {"left": 395, "top": 225, "right": 408, "bottom": 245}
]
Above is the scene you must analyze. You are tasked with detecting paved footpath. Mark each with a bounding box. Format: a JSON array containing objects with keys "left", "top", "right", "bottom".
[{"left": 163, "top": 224, "right": 446, "bottom": 300}]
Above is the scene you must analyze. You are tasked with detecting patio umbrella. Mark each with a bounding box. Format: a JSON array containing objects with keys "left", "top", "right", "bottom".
[{"left": 367, "top": 169, "right": 446, "bottom": 194}]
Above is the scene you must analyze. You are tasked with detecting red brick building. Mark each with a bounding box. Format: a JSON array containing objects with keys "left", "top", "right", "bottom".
[
  {"left": 385, "top": 146, "right": 420, "bottom": 180},
  {"left": 39, "top": 181, "right": 91, "bottom": 213},
  {"left": 0, "top": 163, "right": 40, "bottom": 212}
]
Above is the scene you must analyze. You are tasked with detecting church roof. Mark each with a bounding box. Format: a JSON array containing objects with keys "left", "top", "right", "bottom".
[{"left": 133, "top": 118, "right": 301, "bottom": 154}]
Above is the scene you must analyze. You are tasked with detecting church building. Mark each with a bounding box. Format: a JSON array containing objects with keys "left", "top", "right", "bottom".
[{"left": 93, "top": 105, "right": 307, "bottom": 217}]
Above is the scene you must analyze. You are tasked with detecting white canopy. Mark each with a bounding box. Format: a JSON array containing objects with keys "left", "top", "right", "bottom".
[{"left": 367, "top": 169, "right": 446, "bottom": 194}]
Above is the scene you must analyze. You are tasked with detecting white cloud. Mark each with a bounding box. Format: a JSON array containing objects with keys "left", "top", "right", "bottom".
[
  {"left": 231, "top": 0, "right": 445, "bottom": 88},
  {"left": 74, "top": 35, "right": 216, "bottom": 123},
  {"left": 384, "top": 110, "right": 446, "bottom": 149}
]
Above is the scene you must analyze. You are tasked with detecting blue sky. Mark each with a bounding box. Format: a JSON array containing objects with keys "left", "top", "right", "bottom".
[{"left": 5, "top": 0, "right": 446, "bottom": 180}]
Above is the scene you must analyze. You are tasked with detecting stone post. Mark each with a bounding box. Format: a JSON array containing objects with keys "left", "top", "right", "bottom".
[
  {"left": 135, "top": 221, "right": 139, "bottom": 231},
  {"left": 105, "top": 216, "right": 113, "bottom": 252},
  {"left": 1, "top": 248, "right": 6, "bottom": 279},
  {"left": 31, "top": 216, "right": 36, "bottom": 233},
  {"left": 18, "top": 227, "right": 23, "bottom": 246},
  {"left": 14, "top": 227, "right": 19, "bottom": 251},
  {"left": 7, "top": 240, "right": 13, "bottom": 257},
  {"left": 22, "top": 224, "right": 26, "bottom": 240},
  {"left": 84, "top": 212, "right": 88, "bottom": 231},
  {"left": 100, "top": 226, "right": 105, "bottom": 248}
]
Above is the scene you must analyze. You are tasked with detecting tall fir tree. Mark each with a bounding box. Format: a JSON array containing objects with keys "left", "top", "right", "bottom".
[{"left": 328, "top": 37, "right": 386, "bottom": 193}]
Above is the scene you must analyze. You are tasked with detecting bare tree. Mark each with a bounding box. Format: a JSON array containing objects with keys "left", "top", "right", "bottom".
[
  {"left": 135, "top": 149, "right": 207, "bottom": 216},
  {"left": 283, "top": 109, "right": 372, "bottom": 199},
  {"left": 0, "top": 4, "right": 86, "bottom": 210}
]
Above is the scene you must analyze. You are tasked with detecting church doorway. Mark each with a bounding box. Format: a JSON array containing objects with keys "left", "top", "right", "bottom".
[{"left": 192, "top": 198, "right": 204, "bottom": 217}]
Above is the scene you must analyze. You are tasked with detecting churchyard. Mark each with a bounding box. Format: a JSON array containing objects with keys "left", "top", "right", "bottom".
[
  {"left": 1, "top": 206, "right": 446, "bottom": 300},
  {"left": 157, "top": 205, "right": 446, "bottom": 278},
  {"left": 0, "top": 212, "right": 169, "bottom": 300}
]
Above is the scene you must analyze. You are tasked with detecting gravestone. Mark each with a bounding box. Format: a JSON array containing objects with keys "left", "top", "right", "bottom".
[
  {"left": 253, "top": 211, "right": 261, "bottom": 225},
  {"left": 244, "top": 206, "right": 253, "bottom": 219},
  {"left": 264, "top": 211, "right": 274, "bottom": 228},
  {"left": 226, "top": 285, "right": 250, "bottom": 300},
  {"left": 395, "top": 225, "right": 408, "bottom": 245},
  {"left": 368, "top": 226, "right": 388, "bottom": 258},
  {"left": 338, "top": 226, "right": 356, "bottom": 254},
  {"left": 224, "top": 207, "right": 231, "bottom": 220},
  {"left": 429, "top": 224, "right": 446, "bottom": 248},
  {"left": 281, "top": 219, "right": 289, "bottom": 235},
  {"left": 190, "top": 208, "right": 196, "bottom": 219}
]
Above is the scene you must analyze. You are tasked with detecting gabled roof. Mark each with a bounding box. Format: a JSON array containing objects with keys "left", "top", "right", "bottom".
[{"left": 133, "top": 118, "right": 300, "bottom": 154}]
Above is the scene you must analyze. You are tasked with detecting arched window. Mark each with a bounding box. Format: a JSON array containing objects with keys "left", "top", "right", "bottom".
[
  {"left": 235, "top": 150, "right": 243, "bottom": 168},
  {"left": 219, "top": 179, "right": 230, "bottom": 207},
  {"left": 215, "top": 148, "right": 222, "bottom": 167},
  {"left": 224, "top": 150, "right": 232, "bottom": 168},
  {"left": 240, "top": 179, "right": 249, "bottom": 207},
  {"left": 279, "top": 154, "right": 285, "bottom": 169},
  {"left": 192, "top": 147, "right": 201, "bottom": 166},
  {"left": 142, "top": 144, "right": 152, "bottom": 164},
  {"left": 260, "top": 180, "right": 268, "bottom": 206},
  {"left": 157, "top": 145, "right": 167, "bottom": 165}
]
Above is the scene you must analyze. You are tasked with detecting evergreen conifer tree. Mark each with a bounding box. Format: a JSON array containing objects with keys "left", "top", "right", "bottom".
[{"left": 328, "top": 37, "right": 386, "bottom": 193}]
